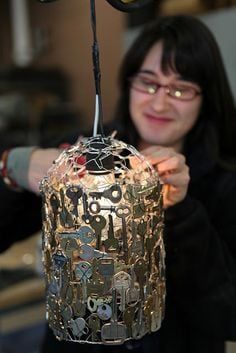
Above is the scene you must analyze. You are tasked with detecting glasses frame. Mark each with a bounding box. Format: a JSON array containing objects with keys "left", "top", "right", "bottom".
[{"left": 129, "top": 74, "right": 202, "bottom": 101}]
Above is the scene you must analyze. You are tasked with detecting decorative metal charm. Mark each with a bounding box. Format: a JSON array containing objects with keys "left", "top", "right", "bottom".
[{"left": 40, "top": 135, "right": 165, "bottom": 344}]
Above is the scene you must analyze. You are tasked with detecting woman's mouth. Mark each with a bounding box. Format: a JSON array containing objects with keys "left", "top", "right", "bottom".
[{"left": 144, "top": 113, "right": 173, "bottom": 124}]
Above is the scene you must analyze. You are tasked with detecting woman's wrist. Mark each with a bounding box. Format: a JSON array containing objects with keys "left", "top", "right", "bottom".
[
  {"left": 0, "top": 149, "right": 22, "bottom": 190},
  {"left": 0, "top": 147, "right": 39, "bottom": 191},
  {"left": 28, "top": 148, "right": 62, "bottom": 193},
  {"left": 0, "top": 144, "right": 69, "bottom": 193}
]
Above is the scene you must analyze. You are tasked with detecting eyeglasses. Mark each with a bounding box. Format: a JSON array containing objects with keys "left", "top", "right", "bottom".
[{"left": 129, "top": 73, "right": 202, "bottom": 101}]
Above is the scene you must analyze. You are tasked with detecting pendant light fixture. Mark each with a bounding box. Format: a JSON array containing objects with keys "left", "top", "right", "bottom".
[{"left": 40, "top": 0, "right": 165, "bottom": 345}]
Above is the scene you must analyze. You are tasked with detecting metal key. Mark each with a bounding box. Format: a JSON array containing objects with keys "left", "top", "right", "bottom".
[
  {"left": 74, "top": 261, "right": 92, "bottom": 302},
  {"left": 89, "top": 201, "right": 116, "bottom": 215},
  {"left": 49, "top": 193, "right": 60, "bottom": 229},
  {"left": 90, "top": 215, "right": 106, "bottom": 250},
  {"left": 101, "top": 288, "right": 126, "bottom": 344},
  {"left": 70, "top": 317, "right": 88, "bottom": 339},
  {"left": 60, "top": 237, "right": 79, "bottom": 258},
  {"left": 137, "top": 219, "right": 147, "bottom": 256},
  {"left": 78, "top": 244, "right": 95, "bottom": 261},
  {"left": 149, "top": 215, "right": 159, "bottom": 233},
  {"left": 134, "top": 258, "right": 147, "bottom": 300},
  {"left": 87, "top": 295, "right": 102, "bottom": 313},
  {"left": 150, "top": 289, "right": 162, "bottom": 332},
  {"left": 104, "top": 214, "right": 119, "bottom": 252},
  {"left": 152, "top": 224, "right": 164, "bottom": 246},
  {"left": 59, "top": 188, "right": 74, "bottom": 228},
  {"left": 48, "top": 277, "right": 60, "bottom": 296},
  {"left": 143, "top": 294, "right": 154, "bottom": 332},
  {"left": 133, "top": 201, "right": 146, "bottom": 218},
  {"left": 60, "top": 270, "right": 71, "bottom": 301},
  {"left": 52, "top": 251, "right": 68, "bottom": 292},
  {"left": 75, "top": 261, "right": 92, "bottom": 281},
  {"left": 87, "top": 259, "right": 105, "bottom": 296},
  {"left": 123, "top": 306, "right": 136, "bottom": 337},
  {"left": 113, "top": 271, "right": 131, "bottom": 292},
  {"left": 72, "top": 300, "right": 86, "bottom": 317},
  {"left": 88, "top": 314, "right": 100, "bottom": 342},
  {"left": 159, "top": 281, "right": 166, "bottom": 319},
  {"left": 113, "top": 271, "right": 131, "bottom": 312},
  {"left": 97, "top": 303, "right": 112, "bottom": 320},
  {"left": 89, "top": 184, "right": 122, "bottom": 203},
  {"left": 71, "top": 282, "right": 86, "bottom": 316},
  {"left": 50, "top": 193, "right": 60, "bottom": 214},
  {"left": 66, "top": 186, "right": 82, "bottom": 217},
  {"left": 129, "top": 220, "right": 142, "bottom": 255},
  {"left": 61, "top": 282, "right": 74, "bottom": 305},
  {"left": 60, "top": 303, "right": 73, "bottom": 323},
  {"left": 77, "top": 226, "right": 95, "bottom": 244},
  {"left": 78, "top": 244, "right": 109, "bottom": 261},
  {"left": 81, "top": 192, "right": 93, "bottom": 224},
  {"left": 132, "top": 301, "right": 147, "bottom": 339},
  {"left": 146, "top": 235, "right": 154, "bottom": 273},
  {"left": 124, "top": 184, "right": 138, "bottom": 203},
  {"left": 154, "top": 239, "right": 165, "bottom": 280},
  {"left": 87, "top": 295, "right": 110, "bottom": 312},
  {"left": 98, "top": 258, "right": 114, "bottom": 293},
  {"left": 126, "top": 265, "right": 140, "bottom": 306},
  {"left": 115, "top": 206, "right": 131, "bottom": 264}
]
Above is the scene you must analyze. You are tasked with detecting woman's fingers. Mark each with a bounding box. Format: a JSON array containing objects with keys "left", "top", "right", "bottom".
[
  {"left": 159, "top": 166, "right": 190, "bottom": 186},
  {"left": 156, "top": 155, "right": 186, "bottom": 175},
  {"left": 141, "top": 146, "right": 190, "bottom": 208},
  {"left": 141, "top": 146, "right": 176, "bottom": 164}
]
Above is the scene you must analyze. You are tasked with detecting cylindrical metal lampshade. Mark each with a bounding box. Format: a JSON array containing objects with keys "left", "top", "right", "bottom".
[{"left": 40, "top": 135, "right": 165, "bottom": 345}]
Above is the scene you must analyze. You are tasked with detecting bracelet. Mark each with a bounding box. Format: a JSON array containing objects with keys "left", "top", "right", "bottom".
[{"left": 0, "top": 149, "right": 22, "bottom": 191}]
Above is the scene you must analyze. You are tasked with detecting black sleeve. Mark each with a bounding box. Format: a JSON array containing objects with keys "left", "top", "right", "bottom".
[
  {"left": 0, "top": 131, "right": 81, "bottom": 253},
  {"left": 0, "top": 179, "right": 42, "bottom": 253},
  {"left": 164, "top": 175, "right": 236, "bottom": 340}
]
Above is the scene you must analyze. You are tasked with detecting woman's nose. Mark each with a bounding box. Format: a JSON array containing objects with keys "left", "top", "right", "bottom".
[{"left": 150, "top": 87, "right": 169, "bottom": 111}]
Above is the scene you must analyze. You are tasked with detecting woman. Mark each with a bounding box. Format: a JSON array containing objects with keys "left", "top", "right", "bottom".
[{"left": 1, "top": 15, "right": 236, "bottom": 353}]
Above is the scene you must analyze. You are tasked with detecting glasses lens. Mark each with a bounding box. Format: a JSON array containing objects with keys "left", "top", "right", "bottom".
[
  {"left": 169, "top": 87, "right": 197, "bottom": 100},
  {"left": 130, "top": 75, "right": 157, "bottom": 94}
]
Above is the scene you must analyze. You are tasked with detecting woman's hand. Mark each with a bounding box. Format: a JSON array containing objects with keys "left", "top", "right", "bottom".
[
  {"left": 141, "top": 146, "right": 190, "bottom": 209},
  {"left": 28, "top": 148, "right": 61, "bottom": 194}
]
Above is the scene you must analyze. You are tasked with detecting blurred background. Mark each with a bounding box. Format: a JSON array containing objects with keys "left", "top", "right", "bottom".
[{"left": 0, "top": 1, "right": 235, "bottom": 352}]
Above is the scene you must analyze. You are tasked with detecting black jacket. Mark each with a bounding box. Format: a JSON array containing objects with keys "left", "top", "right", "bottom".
[{"left": 0, "top": 125, "right": 235, "bottom": 353}]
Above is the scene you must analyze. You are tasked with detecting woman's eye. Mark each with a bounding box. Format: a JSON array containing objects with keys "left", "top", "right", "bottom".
[
  {"left": 141, "top": 79, "right": 153, "bottom": 85},
  {"left": 173, "top": 86, "right": 185, "bottom": 93}
]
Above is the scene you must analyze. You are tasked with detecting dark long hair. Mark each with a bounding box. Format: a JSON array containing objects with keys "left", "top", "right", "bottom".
[{"left": 113, "top": 15, "right": 236, "bottom": 164}]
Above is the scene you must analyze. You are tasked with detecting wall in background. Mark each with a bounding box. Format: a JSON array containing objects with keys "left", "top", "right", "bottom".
[
  {"left": 0, "top": 1, "right": 125, "bottom": 130},
  {"left": 29, "top": 0, "right": 125, "bottom": 128},
  {"left": 200, "top": 6, "right": 236, "bottom": 100}
]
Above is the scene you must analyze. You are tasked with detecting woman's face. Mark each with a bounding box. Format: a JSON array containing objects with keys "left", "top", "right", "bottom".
[{"left": 129, "top": 42, "right": 203, "bottom": 151}]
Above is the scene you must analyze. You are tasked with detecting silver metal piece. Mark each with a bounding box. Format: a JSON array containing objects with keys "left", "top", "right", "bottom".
[
  {"left": 89, "top": 184, "right": 122, "bottom": 203},
  {"left": 101, "top": 288, "right": 126, "bottom": 344}
]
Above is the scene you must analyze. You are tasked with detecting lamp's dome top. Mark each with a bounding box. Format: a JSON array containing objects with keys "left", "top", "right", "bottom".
[{"left": 41, "top": 135, "right": 159, "bottom": 191}]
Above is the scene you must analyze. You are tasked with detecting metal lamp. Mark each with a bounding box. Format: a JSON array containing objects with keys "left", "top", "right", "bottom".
[{"left": 40, "top": 0, "right": 165, "bottom": 345}]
